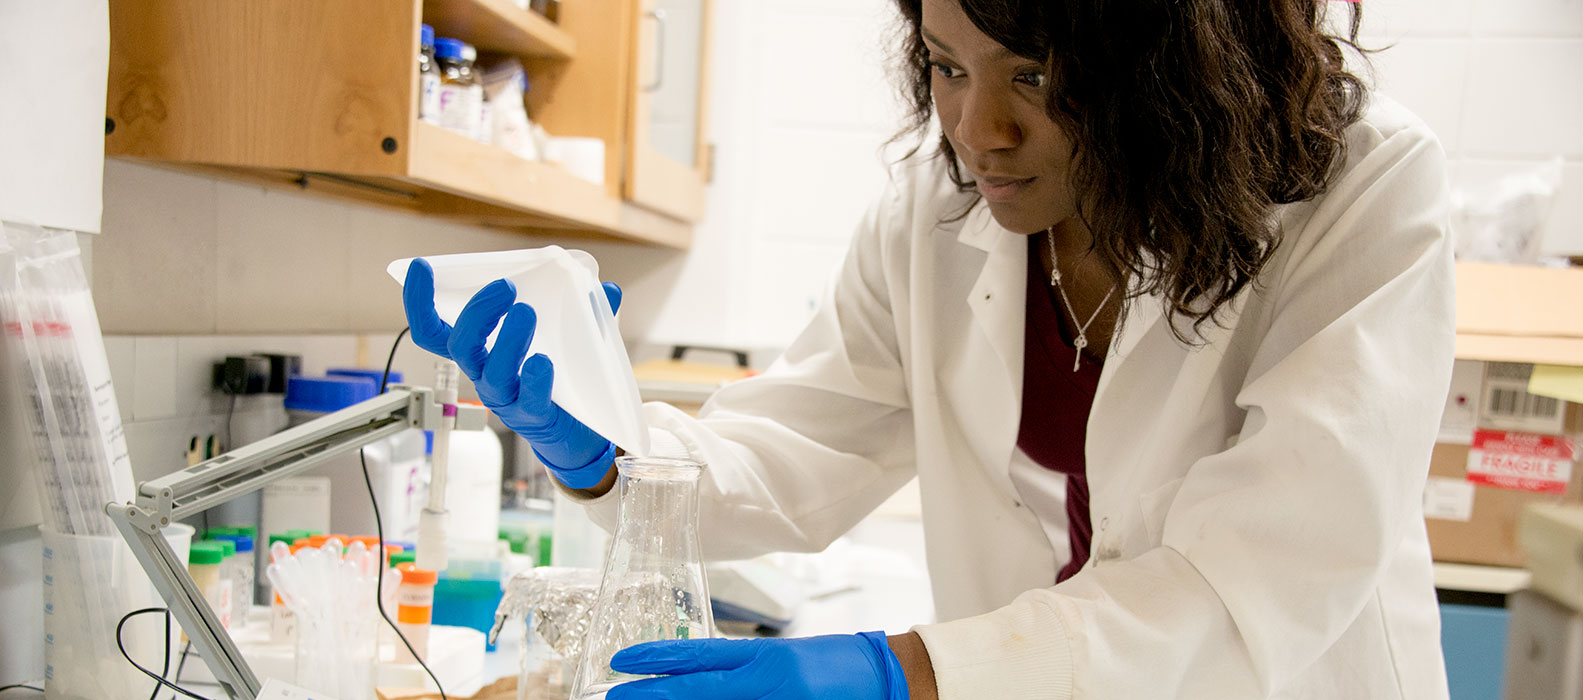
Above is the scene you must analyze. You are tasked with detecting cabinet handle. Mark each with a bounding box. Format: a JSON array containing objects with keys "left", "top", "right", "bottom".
[
  {"left": 644, "top": 9, "right": 667, "bottom": 93},
  {"left": 670, "top": 345, "right": 750, "bottom": 368}
]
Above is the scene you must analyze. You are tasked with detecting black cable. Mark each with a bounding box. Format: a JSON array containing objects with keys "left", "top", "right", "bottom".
[
  {"left": 224, "top": 390, "right": 238, "bottom": 452},
  {"left": 115, "top": 608, "right": 215, "bottom": 700},
  {"left": 148, "top": 610, "right": 172, "bottom": 700},
  {"left": 0, "top": 684, "right": 44, "bottom": 694},
  {"left": 362, "top": 328, "right": 448, "bottom": 699},
  {"left": 172, "top": 641, "right": 192, "bottom": 689}
]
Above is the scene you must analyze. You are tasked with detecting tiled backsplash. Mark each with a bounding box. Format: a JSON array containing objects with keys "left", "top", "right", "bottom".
[
  {"left": 101, "top": 333, "right": 436, "bottom": 485},
  {"left": 1350, "top": 0, "right": 1583, "bottom": 253}
]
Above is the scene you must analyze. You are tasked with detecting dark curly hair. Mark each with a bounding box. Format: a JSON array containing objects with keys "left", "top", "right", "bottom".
[{"left": 891, "top": 0, "right": 1370, "bottom": 339}]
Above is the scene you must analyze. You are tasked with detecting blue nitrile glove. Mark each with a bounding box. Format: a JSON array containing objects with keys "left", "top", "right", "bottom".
[
  {"left": 403, "top": 258, "right": 623, "bottom": 489},
  {"left": 605, "top": 633, "right": 909, "bottom": 700}
]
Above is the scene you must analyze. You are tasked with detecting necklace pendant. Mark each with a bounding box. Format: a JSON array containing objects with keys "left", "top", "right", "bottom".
[{"left": 1073, "top": 335, "right": 1087, "bottom": 372}]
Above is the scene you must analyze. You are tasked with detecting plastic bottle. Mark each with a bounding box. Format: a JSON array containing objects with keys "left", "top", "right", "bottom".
[
  {"left": 281, "top": 375, "right": 426, "bottom": 539},
  {"left": 434, "top": 38, "right": 481, "bottom": 137},
  {"left": 215, "top": 534, "right": 256, "bottom": 630},
  {"left": 440, "top": 412, "right": 504, "bottom": 559},
  {"left": 189, "top": 542, "right": 229, "bottom": 629},
  {"left": 418, "top": 24, "right": 440, "bottom": 124},
  {"left": 394, "top": 563, "right": 439, "bottom": 664}
]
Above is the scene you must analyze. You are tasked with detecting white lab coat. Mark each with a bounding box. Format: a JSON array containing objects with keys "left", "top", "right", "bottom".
[{"left": 568, "top": 94, "right": 1454, "bottom": 699}]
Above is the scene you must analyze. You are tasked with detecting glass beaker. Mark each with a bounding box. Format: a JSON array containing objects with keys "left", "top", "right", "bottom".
[{"left": 570, "top": 457, "right": 714, "bottom": 699}]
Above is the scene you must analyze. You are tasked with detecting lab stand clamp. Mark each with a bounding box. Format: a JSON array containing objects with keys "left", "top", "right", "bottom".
[{"left": 105, "top": 384, "right": 487, "bottom": 700}]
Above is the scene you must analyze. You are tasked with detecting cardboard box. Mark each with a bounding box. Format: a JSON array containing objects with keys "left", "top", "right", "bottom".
[
  {"left": 1430, "top": 264, "right": 1583, "bottom": 567},
  {"left": 1426, "top": 436, "right": 1583, "bottom": 569}
]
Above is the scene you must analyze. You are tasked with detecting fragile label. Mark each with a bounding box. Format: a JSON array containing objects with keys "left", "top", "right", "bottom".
[
  {"left": 1466, "top": 429, "right": 1574, "bottom": 495},
  {"left": 1424, "top": 477, "right": 1476, "bottom": 521}
]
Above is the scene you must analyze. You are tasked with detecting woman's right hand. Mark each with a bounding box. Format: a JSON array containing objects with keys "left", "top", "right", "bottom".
[{"left": 402, "top": 258, "right": 622, "bottom": 489}]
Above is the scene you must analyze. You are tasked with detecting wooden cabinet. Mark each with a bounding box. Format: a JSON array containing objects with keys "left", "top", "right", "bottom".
[{"left": 105, "top": 0, "right": 710, "bottom": 248}]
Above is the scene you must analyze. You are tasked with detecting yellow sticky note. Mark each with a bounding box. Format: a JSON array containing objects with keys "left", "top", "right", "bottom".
[{"left": 1528, "top": 364, "right": 1583, "bottom": 404}]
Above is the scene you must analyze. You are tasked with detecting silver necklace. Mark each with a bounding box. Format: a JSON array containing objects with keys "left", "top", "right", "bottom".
[{"left": 1046, "top": 228, "right": 1115, "bottom": 372}]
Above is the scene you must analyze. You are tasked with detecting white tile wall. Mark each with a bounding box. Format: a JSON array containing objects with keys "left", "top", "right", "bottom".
[
  {"left": 131, "top": 336, "right": 177, "bottom": 420},
  {"left": 1359, "top": 38, "right": 1471, "bottom": 154},
  {"left": 1469, "top": 0, "right": 1583, "bottom": 38},
  {"left": 1355, "top": 0, "right": 1475, "bottom": 40},
  {"left": 1460, "top": 39, "right": 1583, "bottom": 159},
  {"left": 1356, "top": 0, "right": 1583, "bottom": 256}
]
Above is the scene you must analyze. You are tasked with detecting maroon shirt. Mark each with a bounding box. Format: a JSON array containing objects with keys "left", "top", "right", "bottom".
[{"left": 1016, "top": 235, "right": 1103, "bottom": 583}]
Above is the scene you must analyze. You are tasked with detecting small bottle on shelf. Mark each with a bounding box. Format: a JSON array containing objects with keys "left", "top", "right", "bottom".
[
  {"left": 418, "top": 24, "right": 439, "bottom": 124},
  {"left": 434, "top": 37, "right": 481, "bottom": 138}
]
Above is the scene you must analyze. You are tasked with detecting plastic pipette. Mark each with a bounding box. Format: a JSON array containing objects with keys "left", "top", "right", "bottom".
[{"left": 416, "top": 360, "right": 458, "bottom": 572}]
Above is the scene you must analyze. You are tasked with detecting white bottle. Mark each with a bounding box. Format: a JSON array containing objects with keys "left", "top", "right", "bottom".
[{"left": 442, "top": 421, "right": 504, "bottom": 559}]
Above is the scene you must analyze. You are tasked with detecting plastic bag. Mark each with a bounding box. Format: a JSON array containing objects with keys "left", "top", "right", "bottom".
[
  {"left": 1451, "top": 156, "right": 1565, "bottom": 264},
  {"left": 0, "top": 221, "right": 134, "bottom": 537},
  {"left": 2, "top": 221, "right": 157, "bottom": 700},
  {"left": 388, "top": 247, "right": 650, "bottom": 457},
  {"left": 486, "top": 59, "right": 540, "bottom": 162}
]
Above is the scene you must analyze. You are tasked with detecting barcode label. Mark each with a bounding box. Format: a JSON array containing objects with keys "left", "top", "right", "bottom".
[
  {"left": 1486, "top": 388, "right": 1561, "bottom": 419},
  {"left": 1480, "top": 364, "right": 1567, "bottom": 435}
]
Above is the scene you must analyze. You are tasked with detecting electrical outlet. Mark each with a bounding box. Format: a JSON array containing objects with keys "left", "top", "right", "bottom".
[{"left": 213, "top": 355, "right": 271, "bottom": 395}]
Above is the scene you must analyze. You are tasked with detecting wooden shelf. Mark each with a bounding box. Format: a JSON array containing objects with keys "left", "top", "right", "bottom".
[
  {"left": 118, "top": 124, "right": 691, "bottom": 248},
  {"left": 423, "top": 0, "right": 575, "bottom": 60},
  {"left": 405, "top": 122, "right": 688, "bottom": 246},
  {"left": 408, "top": 122, "right": 616, "bottom": 226}
]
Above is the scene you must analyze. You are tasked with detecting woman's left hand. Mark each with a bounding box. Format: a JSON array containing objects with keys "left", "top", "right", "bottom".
[{"left": 605, "top": 633, "right": 910, "bottom": 700}]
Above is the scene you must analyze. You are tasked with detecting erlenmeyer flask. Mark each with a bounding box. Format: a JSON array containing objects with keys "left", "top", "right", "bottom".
[{"left": 570, "top": 456, "right": 714, "bottom": 699}]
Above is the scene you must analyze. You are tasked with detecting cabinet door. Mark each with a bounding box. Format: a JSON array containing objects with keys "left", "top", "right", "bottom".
[{"left": 625, "top": 0, "right": 710, "bottom": 222}]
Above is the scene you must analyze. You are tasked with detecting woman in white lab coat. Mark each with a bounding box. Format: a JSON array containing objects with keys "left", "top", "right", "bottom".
[{"left": 405, "top": 0, "right": 1455, "bottom": 697}]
